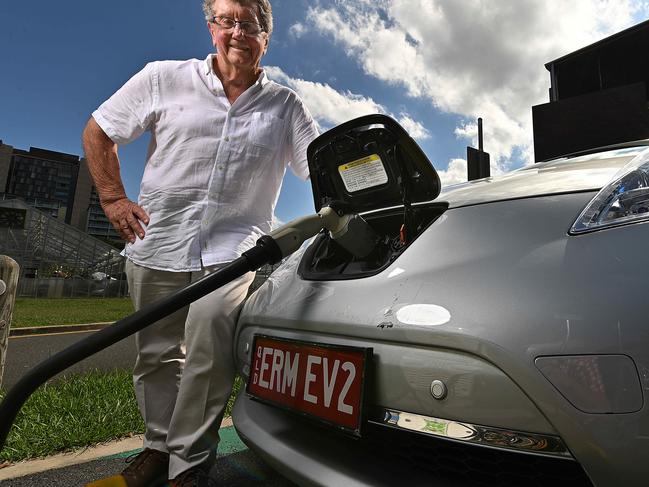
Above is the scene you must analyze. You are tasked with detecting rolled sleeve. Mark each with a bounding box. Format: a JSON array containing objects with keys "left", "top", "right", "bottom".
[
  {"left": 287, "top": 99, "right": 319, "bottom": 181},
  {"left": 93, "top": 62, "right": 157, "bottom": 145}
]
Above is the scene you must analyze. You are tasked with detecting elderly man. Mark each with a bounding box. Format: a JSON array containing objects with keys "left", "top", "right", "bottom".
[{"left": 83, "top": 1, "right": 318, "bottom": 485}]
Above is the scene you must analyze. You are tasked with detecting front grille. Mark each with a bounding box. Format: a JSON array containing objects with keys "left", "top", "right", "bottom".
[{"left": 362, "top": 423, "right": 594, "bottom": 487}]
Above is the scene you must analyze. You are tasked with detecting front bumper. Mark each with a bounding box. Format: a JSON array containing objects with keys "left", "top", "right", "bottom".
[
  {"left": 233, "top": 325, "right": 594, "bottom": 486},
  {"left": 233, "top": 393, "right": 592, "bottom": 487}
]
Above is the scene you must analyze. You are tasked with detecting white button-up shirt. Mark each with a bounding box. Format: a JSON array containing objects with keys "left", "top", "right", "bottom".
[{"left": 93, "top": 54, "right": 319, "bottom": 271}]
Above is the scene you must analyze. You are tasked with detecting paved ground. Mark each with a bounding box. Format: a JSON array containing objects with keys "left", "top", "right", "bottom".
[
  {"left": 0, "top": 425, "right": 296, "bottom": 487},
  {"left": 1, "top": 452, "right": 292, "bottom": 487},
  {"left": 3, "top": 324, "right": 136, "bottom": 389}
]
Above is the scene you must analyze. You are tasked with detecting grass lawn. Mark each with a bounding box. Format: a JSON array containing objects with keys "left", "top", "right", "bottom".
[
  {"left": 3, "top": 297, "right": 243, "bottom": 462},
  {"left": 0, "top": 370, "right": 144, "bottom": 463},
  {"left": 11, "top": 298, "right": 135, "bottom": 328},
  {"left": 0, "top": 371, "right": 243, "bottom": 464}
]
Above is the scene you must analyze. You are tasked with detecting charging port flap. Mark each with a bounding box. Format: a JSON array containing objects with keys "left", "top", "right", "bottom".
[
  {"left": 307, "top": 114, "right": 441, "bottom": 214},
  {"left": 301, "top": 115, "right": 446, "bottom": 281}
]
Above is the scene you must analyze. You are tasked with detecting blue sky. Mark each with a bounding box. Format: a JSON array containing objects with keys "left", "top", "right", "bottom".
[{"left": 1, "top": 1, "right": 647, "bottom": 223}]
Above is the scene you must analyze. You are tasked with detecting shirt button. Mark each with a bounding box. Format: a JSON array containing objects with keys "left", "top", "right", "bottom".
[
  {"left": 224, "top": 136, "right": 230, "bottom": 142},
  {"left": 218, "top": 165, "right": 224, "bottom": 170}
]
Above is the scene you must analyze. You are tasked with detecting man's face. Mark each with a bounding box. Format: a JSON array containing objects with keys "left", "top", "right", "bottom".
[{"left": 208, "top": 0, "right": 269, "bottom": 71}]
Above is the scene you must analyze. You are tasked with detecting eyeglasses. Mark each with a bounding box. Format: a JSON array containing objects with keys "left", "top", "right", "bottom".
[{"left": 210, "top": 16, "right": 264, "bottom": 36}]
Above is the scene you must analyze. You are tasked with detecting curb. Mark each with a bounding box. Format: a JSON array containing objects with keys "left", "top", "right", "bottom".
[
  {"left": 9, "top": 322, "right": 113, "bottom": 337},
  {"left": 0, "top": 436, "right": 144, "bottom": 481},
  {"left": 0, "top": 418, "right": 235, "bottom": 481}
]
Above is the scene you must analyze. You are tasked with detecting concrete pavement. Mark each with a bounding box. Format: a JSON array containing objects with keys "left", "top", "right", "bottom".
[
  {"left": 0, "top": 418, "right": 235, "bottom": 482},
  {"left": 0, "top": 433, "right": 146, "bottom": 481},
  {"left": 0, "top": 418, "right": 296, "bottom": 486}
]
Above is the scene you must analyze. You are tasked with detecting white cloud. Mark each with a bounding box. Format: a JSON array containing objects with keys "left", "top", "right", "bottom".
[
  {"left": 271, "top": 214, "right": 284, "bottom": 229},
  {"left": 397, "top": 114, "right": 430, "bottom": 140},
  {"left": 305, "top": 0, "right": 639, "bottom": 172},
  {"left": 634, "top": 1, "right": 649, "bottom": 18},
  {"left": 289, "top": 22, "right": 306, "bottom": 38},
  {"left": 436, "top": 158, "right": 468, "bottom": 186},
  {"left": 265, "top": 66, "right": 430, "bottom": 140},
  {"left": 265, "top": 66, "right": 383, "bottom": 127}
]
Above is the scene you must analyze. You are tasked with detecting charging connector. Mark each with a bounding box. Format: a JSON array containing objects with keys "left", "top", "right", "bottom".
[{"left": 269, "top": 206, "right": 378, "bottom": 260}]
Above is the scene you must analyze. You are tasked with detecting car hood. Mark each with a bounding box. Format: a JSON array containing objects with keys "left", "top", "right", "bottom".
[{"left": 439, "top": 148, "right": 645, "bottom": 208}]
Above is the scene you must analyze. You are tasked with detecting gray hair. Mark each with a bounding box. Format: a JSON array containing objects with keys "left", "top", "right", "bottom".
[{"left": 203, "top": 0, "right": 273, "bottom": 37}]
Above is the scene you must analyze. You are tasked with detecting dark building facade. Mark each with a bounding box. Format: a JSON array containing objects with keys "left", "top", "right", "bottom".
[
  {"left": 86, "top": 186, "right": 120, "bottom": 242},
  {"left": 5, "top": 146, "right": 80, "bottom": 223},
  {"left": 0, "top": 140, "right": 121, "bottom": 246}
]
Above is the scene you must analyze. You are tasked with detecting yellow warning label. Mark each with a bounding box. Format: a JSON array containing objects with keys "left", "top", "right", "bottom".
[
  {"left": 338, "top": 154, "right": 388, "bottom": 193},
  {"left": 339, "top": 154, "right": 380, "bottom": 171}
]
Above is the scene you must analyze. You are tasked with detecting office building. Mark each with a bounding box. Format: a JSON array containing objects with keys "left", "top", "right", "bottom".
[{"left": 0, "top": 140, "right": 121, "bottom": 246}]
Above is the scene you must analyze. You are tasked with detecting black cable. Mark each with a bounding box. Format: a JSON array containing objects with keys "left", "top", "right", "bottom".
[
  {"left": 393, "top": 144, "right": 413, "bottom": 243},
  {"left": 0, "top": 238, "right": 282, "bottom": 451}
]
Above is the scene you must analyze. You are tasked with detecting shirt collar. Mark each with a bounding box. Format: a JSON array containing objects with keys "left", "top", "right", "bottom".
[
  {"left": 204, "top": 53, "right": 270, "bottom": 89},
  {"left": 204, "top": 53, "right": 216, "bottom": 75}
]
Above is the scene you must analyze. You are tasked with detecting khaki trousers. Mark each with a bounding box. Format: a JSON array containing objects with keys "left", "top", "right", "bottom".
[{"left": 125, "top": 259, "right": 255, "bottom": 479}]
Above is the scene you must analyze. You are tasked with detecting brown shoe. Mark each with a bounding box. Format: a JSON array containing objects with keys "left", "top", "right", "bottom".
[
  {"left": 85, "top": 448, "right": 169, "bottom": 487},
  {"left": 170, "top": 463, "right": 216, "bottom": 487}
]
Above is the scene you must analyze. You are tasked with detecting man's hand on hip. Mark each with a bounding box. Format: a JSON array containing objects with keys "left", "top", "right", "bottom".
[{"left": 102, "top": 197, "right": 150, "bottom": 244}]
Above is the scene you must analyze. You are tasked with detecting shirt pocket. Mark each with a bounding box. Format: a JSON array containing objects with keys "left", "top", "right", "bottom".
[{"left": 249, "top": 112, "right": 285, "bottom": 150}]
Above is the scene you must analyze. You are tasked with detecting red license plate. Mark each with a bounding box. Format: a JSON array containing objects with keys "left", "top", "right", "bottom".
[{"left": 246, "top": 335, "right": 371, "bottom": 435}]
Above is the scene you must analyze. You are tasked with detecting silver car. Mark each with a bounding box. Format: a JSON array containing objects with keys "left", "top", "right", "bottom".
[{"left": 231, "top": 115, "right": 649, "bottom": 487}]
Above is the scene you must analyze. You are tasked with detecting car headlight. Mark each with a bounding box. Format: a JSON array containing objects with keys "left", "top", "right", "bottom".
[{"left": 571, "top": 147, "right": 649, "bottom": 234}]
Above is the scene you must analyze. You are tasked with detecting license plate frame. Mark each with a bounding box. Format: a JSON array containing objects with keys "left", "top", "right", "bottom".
[{"left": 246, "top": 334, "right": 372, "bottom": 437}]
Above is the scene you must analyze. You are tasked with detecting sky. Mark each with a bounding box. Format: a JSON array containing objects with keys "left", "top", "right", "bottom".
[{"left": 1, "top": 0, "right": 648, "bottom": 223}]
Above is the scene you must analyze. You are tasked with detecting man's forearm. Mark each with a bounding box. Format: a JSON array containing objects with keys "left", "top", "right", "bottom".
[
  {"left": 81, "top": 117, "right": 149, "bottom": 243},
  {"left": 82, "top": 117, "right": 127, "bottom": 204}
]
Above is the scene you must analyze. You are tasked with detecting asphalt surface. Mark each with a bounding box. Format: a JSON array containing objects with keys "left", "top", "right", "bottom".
[{"left": 3, "top": 326, "right": 137, "bottom": 389}]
